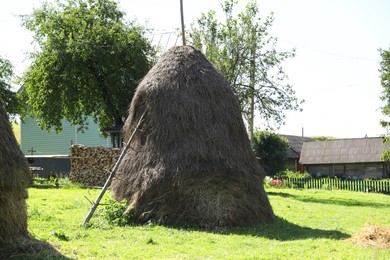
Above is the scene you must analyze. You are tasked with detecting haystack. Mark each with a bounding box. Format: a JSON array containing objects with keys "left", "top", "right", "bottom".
[
  {"left": 0, "top": 100, "right": 31, "bottom": 254},
  {"left": 111, "top": 46, "right": 274, "bottom": 227},
  {"left": 348, "top": 223, "right": 390, "bottom": 249}
]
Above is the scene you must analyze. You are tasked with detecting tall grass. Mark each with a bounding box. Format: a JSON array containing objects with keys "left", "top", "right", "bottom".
[{"left": 24, "top": 187, "right": 390, "bottom": 259}]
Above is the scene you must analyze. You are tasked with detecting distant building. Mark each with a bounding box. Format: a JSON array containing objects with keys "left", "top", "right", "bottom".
[
  {"left": 20, "top": 117, "right": 111, "bottom": 177},
  {"left": 281, "top": 135, "right": 314, "bottom": 172},
  {"left": 299, "top": 137, "right": 390, "bottom": 179}
]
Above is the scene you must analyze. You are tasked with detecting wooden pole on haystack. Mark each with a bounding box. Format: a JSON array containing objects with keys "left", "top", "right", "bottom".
[
  {"left": 180, "top": 0, "right": 186, "bottom": 45},
  {"left": 83, "top": 111, "right": 146, "bottom": 225}
]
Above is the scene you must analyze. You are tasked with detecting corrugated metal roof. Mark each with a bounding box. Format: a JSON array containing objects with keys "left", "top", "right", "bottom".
[{"left": 299, "top": 137, "right": 389, "bottom": 164}]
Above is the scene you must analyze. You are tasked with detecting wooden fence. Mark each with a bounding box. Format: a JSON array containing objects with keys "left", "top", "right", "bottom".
[{"left": 283, "top": 178, "right": 390, "bottom": 194}]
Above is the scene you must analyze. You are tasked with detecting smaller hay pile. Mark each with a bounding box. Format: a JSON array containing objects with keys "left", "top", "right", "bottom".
[
  {"left": 0, "top": 101, "right": 61, "bottom": 258},
  {"left": 348, "top": 223, "right": 390, "bottom": 249},
  {"left": 0, "top": 100, "right": 30, "bottom": 254}
]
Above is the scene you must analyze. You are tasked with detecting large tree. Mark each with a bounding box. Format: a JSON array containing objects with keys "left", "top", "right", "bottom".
[
  {"left": 20, "top": 0, "right": 156, "bottom": 132},
  {"left": 379, "top": 47, "right": 390, "bottom": 160},
  {"left": 252, "top": 130, "right": 288, "bottom": 176},
  {"left": 380, "top": 48, "right": 390, "bottom": 122},
  {"left": 0, "top": 57, "right": 19, "bottom": 117},
  {"left": 189, "top": 0, "right": 303, "bottom": 140}
]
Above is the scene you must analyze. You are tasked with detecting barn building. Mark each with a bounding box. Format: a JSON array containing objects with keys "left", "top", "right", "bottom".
[{"left": 299, "top": 137, "right": 390, "bottom": 179}]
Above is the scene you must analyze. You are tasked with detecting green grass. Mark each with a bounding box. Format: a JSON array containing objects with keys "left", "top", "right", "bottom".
[
  {"left": 24, "top": 187, "right": 390, "bottom": 259},
  {"left": 11, "top": 122, "right": 21, "bottom": 144}
]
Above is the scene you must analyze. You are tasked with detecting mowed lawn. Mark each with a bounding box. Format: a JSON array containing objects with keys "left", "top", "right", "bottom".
[{"left": 26, "top": 187, "right": 390, "bottom": 259}]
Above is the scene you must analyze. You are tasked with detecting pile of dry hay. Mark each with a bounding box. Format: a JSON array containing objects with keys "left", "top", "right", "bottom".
[
  {"left": 0, "top": 101, "right": 60, "bottom": 258},
  {"left": 348, "top": 223, "right": 390, "bottom": 249},
  {"left": 0, "top": 100, "right": 30, "bottom": 254},
  {"left": 111, "top": 46, "right": 274, "bottom": 228}
]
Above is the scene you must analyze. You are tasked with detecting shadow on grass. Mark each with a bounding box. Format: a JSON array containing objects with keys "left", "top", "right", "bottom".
[
  {"left": 216, "top": 216, "right": 349, "bottom": 241},
  {"left": 154, "top": 216, "right": 349, "bottom": 241},
  {"left": 268, "top": 191, "right": 389, "bottom": 208},
  {"left": 2, "top": 236, "right": 73, "bottom": 260}
]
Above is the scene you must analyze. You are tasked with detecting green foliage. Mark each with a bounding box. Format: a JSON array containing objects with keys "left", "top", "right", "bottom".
[
  {"left": 252, "top": 130, "right": 288, "bottom": 176},
  {"left": 379, "top": 47, "right": 390, "bottom": 159},
  {"left": 309, "top": 136, "right": 336, "bottom": 141},
  {"left": 380, "top": 48, "right": 390, "bottom": 121},
  {"left": 32, "top": 177, "right": 82, "bottom": 188},
  {"left": 60, "top": 177, "right": 82, "bottom": 189},
  {"left": 100, "top": 198, "right": 135, "bottom": 226},
  {"left": 20, "top": 0, "right": 156, "bottom": 132},
  {"left": 274, "top": 169, "right": 312, "bottom": 179},
  {"left": 189, "top": 0, "right": 303, "bottom": 129},
  {"left": 25, "top": 188, "right": 390, "bottom": 259},
  {"left": 0, "top": 56, "right": 21, "bottom": 118},
  {"left": 52, "top": 229, "right": 70, "bottom": 241}
]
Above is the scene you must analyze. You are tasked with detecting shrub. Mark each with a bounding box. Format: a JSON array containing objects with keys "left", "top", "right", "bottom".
[
  {"left": 252, "top": 131, "right": 288, "bottom": 176},
  {"left": 274, "top": 170, "right": 311, "bottom": 179},
  {"left": 100, "top": 198, "right": 136, "bottom": 226}
]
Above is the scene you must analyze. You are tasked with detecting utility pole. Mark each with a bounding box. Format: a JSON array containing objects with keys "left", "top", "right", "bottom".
[
  {"left": 248, "top": 29, "right": 256, "bottom": 146},
  {"left": 180, "top": 0, "right": 186, "bottom": 45}
]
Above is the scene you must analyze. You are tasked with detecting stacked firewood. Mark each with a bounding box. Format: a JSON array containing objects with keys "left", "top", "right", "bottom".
[{"left": 70, "top": 144, "right": 121, "bottom": 186}]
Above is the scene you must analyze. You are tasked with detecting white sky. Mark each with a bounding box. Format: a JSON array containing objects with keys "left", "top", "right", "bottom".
[{"left": 1, "top": 0, "right": 390, "bottom": 138}]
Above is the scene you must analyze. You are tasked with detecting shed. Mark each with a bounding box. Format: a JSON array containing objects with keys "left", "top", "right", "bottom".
[
  {"left": 299, "top": 137, "right": 390, "bottom": 179},
  {"left": 281, "top": 135, "right": 314, "bottom": 172}
]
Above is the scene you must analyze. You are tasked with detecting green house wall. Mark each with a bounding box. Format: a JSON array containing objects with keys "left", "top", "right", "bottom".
[{"left": 21, "top": 117, "right": 111, "bottom": 155}]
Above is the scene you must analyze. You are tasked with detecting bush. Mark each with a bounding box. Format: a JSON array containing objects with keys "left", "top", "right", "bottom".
[
  {"left": 252, "top": 131, "right": 288, "bottom": 176},
  {"left": 100, "top": 198, "right": 136, "bottom": 226},
  {"left": 274, "top": 170, "right": 311, "bottom": 179}
]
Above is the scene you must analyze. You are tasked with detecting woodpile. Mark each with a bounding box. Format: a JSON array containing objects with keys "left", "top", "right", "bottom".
[{"left": 70, "top": 145, "right": 121, "bottom": 186}]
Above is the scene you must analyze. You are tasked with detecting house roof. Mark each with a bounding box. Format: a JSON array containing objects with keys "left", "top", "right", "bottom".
[
  {"left": 281, "top": 135, "right": 314, "bottom": 159},
  {"left": 299, "top": 137, "right": 389, "bottom": 164}
]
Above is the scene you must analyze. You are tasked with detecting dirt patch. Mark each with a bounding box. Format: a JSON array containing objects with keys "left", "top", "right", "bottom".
[{"left": 347, "top": 223, "right": 390, "bottom": 249}]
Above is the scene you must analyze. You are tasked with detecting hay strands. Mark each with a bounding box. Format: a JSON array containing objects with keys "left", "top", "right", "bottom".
[{"left": 83, "top": 111, "right": 146, "bottom": 225}]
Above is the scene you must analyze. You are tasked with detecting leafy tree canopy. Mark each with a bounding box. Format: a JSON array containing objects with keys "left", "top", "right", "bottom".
[
  {"left": 20, "top": 0, "right": 156, "bottom": 132},
  {"left": 379, "top": 47, "right": 390, "bottom": 160},
  {"left": 252, "top": 130, "right": 288, "bottom": 176},
  {"left": 380, "top": 48, "right": 390, "bottom": 124},
  {"left": 189, "top": 0, "right": 303, "bottom": 133},
  {"left": 0, "top": 56, "right": 19, "bottom": 117},
  {"left": 310, "top": 136, "right": 336, "bottom": 141}
]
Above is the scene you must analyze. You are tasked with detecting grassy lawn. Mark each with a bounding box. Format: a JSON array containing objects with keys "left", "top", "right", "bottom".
[{"left": 24, "top": 187, "right": 390, "bottom": 259}]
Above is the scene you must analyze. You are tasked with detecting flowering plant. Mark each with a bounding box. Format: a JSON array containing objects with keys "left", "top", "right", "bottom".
[{"left": 269, "top": 179, "right": 284, "bottom": 187}]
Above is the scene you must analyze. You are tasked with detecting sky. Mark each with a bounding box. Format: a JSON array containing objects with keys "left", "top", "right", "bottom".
[{"left": 1, "top": 0, "right": 390, "bottom": 138}]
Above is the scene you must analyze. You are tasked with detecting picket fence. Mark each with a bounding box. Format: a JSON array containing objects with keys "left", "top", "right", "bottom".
[{"left": 283, "top": 178, "right": 390, "bottom": 194}]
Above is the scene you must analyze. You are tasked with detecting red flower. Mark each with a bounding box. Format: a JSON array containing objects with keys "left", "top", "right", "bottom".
[{"left": 269, "top": 179, "right": 284, "bottom": 187}]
